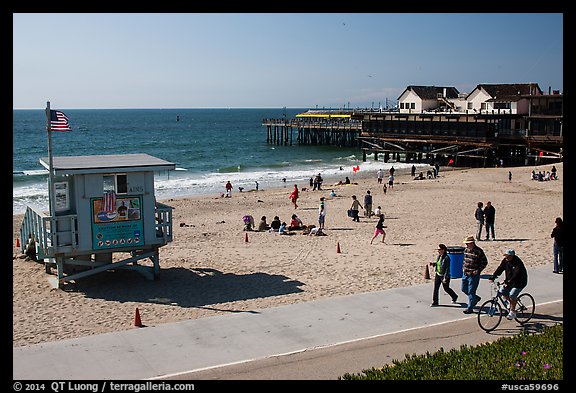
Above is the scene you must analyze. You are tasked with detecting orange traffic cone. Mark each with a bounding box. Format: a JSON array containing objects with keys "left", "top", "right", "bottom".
[
  {"left": 244, "top": 232, "right": 249, "bottom": 243},
  {"left": 16, "top": 237, "right": 20, "bottom": 248},
  {"left": 134, "top": 307, "right": 143, "bottom": 327},
  {"left": 336, "top": 242, "right": 341, "bottom": 254},
  {"left": 424, "top": 264, "right": 431, "bottom": 280}
]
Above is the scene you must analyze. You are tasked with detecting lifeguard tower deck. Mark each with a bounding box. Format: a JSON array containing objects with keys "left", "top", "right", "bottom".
[{"left": 18, "top": 153, "right": 175, "bottom": 288}]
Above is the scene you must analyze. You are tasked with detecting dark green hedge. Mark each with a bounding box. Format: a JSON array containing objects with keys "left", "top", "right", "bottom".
[{"left": 341, "top": 324, "right": 562, "bottom": 380}]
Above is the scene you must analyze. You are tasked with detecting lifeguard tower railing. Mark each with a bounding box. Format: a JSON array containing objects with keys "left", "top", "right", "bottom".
[{"left": 19, "top": 201, "right": 174, "bottom": 285}]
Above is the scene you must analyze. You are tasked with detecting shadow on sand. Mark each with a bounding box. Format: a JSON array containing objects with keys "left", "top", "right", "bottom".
[{"left": 68, "top": 267, "right": 305, "bottom": 312}]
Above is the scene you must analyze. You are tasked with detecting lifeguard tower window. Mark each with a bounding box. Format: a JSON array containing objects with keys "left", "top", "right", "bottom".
[
  {"left": 103, "top": 174, "right": 128, "bottom": 194},
  {"left": 54, "top": 181, "right": 69, "bottom": 212}
]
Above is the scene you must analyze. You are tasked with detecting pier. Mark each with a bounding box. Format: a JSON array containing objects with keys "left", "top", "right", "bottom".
[
  {"left": 263, "top": 105, "right": 562, "bottom": 168},
  {"left": 262, "top": 113, "right": 362, "bottom": 147}
]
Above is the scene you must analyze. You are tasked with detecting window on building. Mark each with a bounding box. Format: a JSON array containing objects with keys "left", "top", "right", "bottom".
[
  {"left": 481, "top": 103, "right": 487, "bottom": 110},
  {"left": 54, "top": 181, "right": 69, "bottom": 212},
  {"left": 117, "top": 174, "right": 128, "bottom": 194},
  {"left": 467, "top": 102, "right": 473, "bottom": 110},
  {"left": 494, "top": 102, "right": 511, "bottom": 110},
  {"left": 103, "top": 174, "right": 128, "bottom": 194},
  {"left": 103, "top": 175, "right": 115, "bottom": 192},
  {"left": 410, "top": 103, "right": 415, "bottom": 109},
  {"left": 400, "top": 103, "right": 405, "bottom": 109}
]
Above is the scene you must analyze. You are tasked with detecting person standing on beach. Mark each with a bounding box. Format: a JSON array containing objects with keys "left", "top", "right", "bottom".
[
  {"left": 430, "top": 244, "right": 458, "bottom": 307},
  {"left": 411, "top": 164, "right": 416, "bottom": 178},
  {"left": 474, "top": 202, "right": 484, "bottom": 241},
  {"left": 318, "top": 197, "right": 326, "bottom": 230},
  {"left": 551, "top": 217, "right": 563, "bottom": 273},
  {"left": 483, "top": 201, "right": 496, "bottom": 240},
  {"left": 377, "top": 169, "right": 384, "bottom": 184},
  {"left": 461, "top": 235, "right": 488, "bottom": 314},
  {"left": 363, "top": 190, "right": 373, "bottom": 218},
  {"left": 225, "top": 181, "right": 233, "bottom": 198},
  {"left": 387, "top": 174, "right": 394, "bottom": 190},
  {"left": 289, "top": 184, "right": 299, "bottom": 209},
  {"left": 508, "top": 171, "right": 512, "bottom": 182},
  {"left": 350, "top": 195, "right": 363, "bottom": 222},
  {"left": 370, "top": 213, "right": 386, "bottom": 244}
]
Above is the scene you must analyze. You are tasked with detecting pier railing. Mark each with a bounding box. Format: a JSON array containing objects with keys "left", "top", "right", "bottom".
[{"left": 262, "top": 118, "right": 362, "bottom": 130}]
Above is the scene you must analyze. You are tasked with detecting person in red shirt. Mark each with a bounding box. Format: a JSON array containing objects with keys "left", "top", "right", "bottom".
[{"left": 289, "top": 184, "right": 299, "bottom": 209}]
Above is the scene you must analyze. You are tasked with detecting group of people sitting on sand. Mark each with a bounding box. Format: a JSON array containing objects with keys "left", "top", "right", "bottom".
[
  {"left": 413, "top": 170, "right": 436, "bottom": 180},
  {"left": 531, "top": 165, "right": 558, "bottom": 181},
  {"left": 242, "top": 214, "right": 325, "bottom": 236}
]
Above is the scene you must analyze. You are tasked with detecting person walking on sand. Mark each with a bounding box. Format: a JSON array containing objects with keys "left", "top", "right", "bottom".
[
  {"left": 388, "top": 174, "right": 394, "bottom": 190},
  {"left": 225, "top": 181, "right": 233, "bottom": 198},
  {"left": 483, "top": 201, "right": 496, "bottom": 240},
  {"left": 350, "top": 195, "right": 363, "bottom": 222},
  {"left": 411, "top": 164, "right": 416, "bottom": 178},
  {"left": 363, "top": 190, "right": 373, "bottom": 218},
  {"left": 289, "top": 184, "right": 299, "bottom": 209},
  {"left": 461, "top": 235, "right": 488, "bottom": 314},
  {"left": 377, "top": 168, "right": 384, "bottom": 184},
  {"left": 318, "top": 197, "right": 326, "bottom": 230},
  {"left": 430, "top": 244, "right": 458, "bottom": 307},
  {"left": 474, "top": 202, "right": 484, "bottom": 241},
  {"left": 508, "top": 171, "right": 512, "bottom": 182},
  {"left": 551, "top": 217, "right": 563, "bottom": 273},
  {"left": 370, "top": 213, "right": 386, "bottom": 244}
]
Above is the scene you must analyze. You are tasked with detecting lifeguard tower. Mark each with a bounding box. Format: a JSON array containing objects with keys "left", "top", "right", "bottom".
[{"left": 18, "top": 153, "right": 176, "bottom": 288}]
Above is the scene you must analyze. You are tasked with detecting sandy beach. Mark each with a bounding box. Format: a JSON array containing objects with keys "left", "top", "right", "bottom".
[{"left": 12, "top": 163, "right": 563, "bottom": 348}]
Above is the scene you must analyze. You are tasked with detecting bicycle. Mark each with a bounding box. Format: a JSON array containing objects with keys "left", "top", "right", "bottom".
[{"left": 477, "top": 281, "right": 535, "bottom": 332}]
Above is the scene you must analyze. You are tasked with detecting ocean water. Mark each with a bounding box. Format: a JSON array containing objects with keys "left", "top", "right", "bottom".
[{"left": 13, "top": 108, "right": 411, "bottom": 214}]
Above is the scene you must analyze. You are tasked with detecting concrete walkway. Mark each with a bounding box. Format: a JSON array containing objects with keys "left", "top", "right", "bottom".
[{"left": 13, "top": 266, "right": 563, "bottom": 380}]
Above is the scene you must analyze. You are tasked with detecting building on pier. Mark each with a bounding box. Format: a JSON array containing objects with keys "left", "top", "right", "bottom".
[
  {"left": 263, "top": 82, "right": 562, "bottom": 167},
  {"left": 356, "top": 83, "right": 562, "bottom": 167}
]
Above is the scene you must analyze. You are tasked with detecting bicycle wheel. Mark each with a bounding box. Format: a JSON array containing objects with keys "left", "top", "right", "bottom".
[
  {"left": 514, "top": 293, "right": 535, "bottom": 324},
  {"left": 477, "top": 299, "right": 503, "bottom": 332}
]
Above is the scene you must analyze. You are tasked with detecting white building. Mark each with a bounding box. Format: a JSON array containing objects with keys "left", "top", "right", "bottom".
[
  {"left": 465, "top": 83, "right": 543, "bottom": 114},
  {"left": 397, "top": 83, "right": 544, "bottom": 115},
  {"left": 397, "top": 85, "right": 460, "bottom": 114}
]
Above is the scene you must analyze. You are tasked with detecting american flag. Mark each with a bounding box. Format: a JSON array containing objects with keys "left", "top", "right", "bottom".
[
  {"left": 103, "top": 191, "right": 117, "bottom": 213},
  {"left": 50, "top": 110, "right": 72, "bottom": 132}
]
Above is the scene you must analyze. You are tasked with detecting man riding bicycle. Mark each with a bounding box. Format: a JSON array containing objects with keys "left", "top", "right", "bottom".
[{"left": 488, "top": 249, "right": 528, "bottom": 320}]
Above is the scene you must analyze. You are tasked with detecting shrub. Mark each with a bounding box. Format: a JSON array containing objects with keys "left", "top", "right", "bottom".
[{"left": 341, "top": 324, "right": 562, "bottom": 380}]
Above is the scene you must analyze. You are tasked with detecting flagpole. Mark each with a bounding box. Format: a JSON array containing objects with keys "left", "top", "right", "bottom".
[{"left": 45, "top": 101, "right": 56, "bottom": 218}]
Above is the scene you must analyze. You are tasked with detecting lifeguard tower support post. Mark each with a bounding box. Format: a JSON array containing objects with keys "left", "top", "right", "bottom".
[{"left": 19, "top": 153, "right": 176, "bottom": 288}]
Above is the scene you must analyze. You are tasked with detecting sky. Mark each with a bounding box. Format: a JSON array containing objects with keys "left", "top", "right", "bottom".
[{"left": 12, "top": 13, "right": 564, "bottom": 109}]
